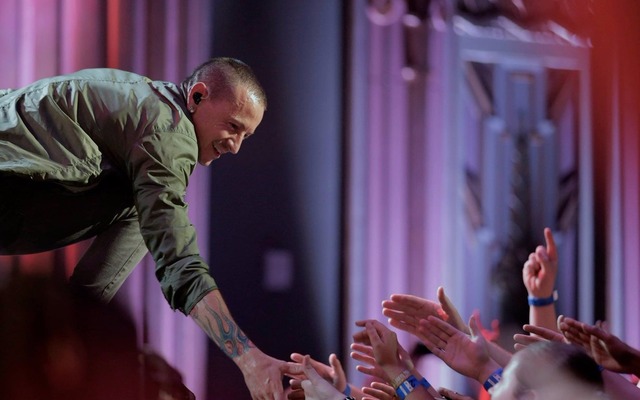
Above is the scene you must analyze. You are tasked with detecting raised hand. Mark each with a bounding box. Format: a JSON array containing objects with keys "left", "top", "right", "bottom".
[
  {"left": 382, "top": 294, "right": 447, "bottom": 338},
  {"left": 418, "top": 314, "right": 499, "bottom": 383},
  {"left": 559, "top": 316, "right": 640, "bottom": 375},
  {"left": 351, "top": 320, "right": 409, "bottom": 381},
  {"left": 361, "top": 381, "right": 396, "bottom": 400},
  {"left": 436, "top": 286, "right": 469, "bottom": 334},
  {"left": 350, "top": 340, "right": 389, "bottom": 383},
  {"left": 513, "top": 323, "right": 566, "bottom": 351},
  {"left": 298, "top": 355, "right": 345, "bottom": 400},
  {"left": 522, "top": 227, "right": 558, "bottom": 298},
  {"left": 383, "top": 288, "right": 474, "bottom": 341},
  {"left": 288, "top": 353, "right": 348, "bottom": 394}
]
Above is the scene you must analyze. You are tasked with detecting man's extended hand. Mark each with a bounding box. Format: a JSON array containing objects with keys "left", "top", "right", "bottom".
[
  {"left": 190, "top": 290, "right": 287, "bottom": 399},
  {"left": 236, "top": 347, "right": 287, "bottom": 400}
]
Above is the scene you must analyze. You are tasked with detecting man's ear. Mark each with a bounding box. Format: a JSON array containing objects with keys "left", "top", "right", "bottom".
[{"left": 188, "top": 82, "right": 208, "bottom": 106}]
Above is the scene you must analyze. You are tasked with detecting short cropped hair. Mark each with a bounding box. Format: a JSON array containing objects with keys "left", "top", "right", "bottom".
[
  {"left": 514, "top": 341, "right": 604, "bottom": 397},
  {"left": 182, "top": 57, "right": 267, "bottom": 110}
]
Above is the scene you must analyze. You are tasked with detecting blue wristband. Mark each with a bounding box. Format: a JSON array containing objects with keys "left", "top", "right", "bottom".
[
  {"left": 419, "top": 377, "right": 431, "bottom": 389},
  {"left": 483, "top": 368, "right": 503, "bottom": 391},
  {"left": 420, "top": 378, "right": 431, "bottom": 389},
  {"left": 343, "top": 384, "right": 351, "bottom": 396},
  {"left": 395, "top": 375, "right": 419, "bottom": 400},
  {"left": 528, "top": 290, "right": 558, "bottom": 306}
]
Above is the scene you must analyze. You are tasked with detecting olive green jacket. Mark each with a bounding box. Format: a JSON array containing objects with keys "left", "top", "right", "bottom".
[{"left": 0, "top": 68, "right": 217, "bottom": 314}]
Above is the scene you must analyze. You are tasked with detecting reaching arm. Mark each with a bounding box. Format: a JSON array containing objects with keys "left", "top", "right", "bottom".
[
  {"left": 351, "top": 319, "right": 439, "bottom": 399},
  {"left": 382, "top": 287, "right": 470, "bottom": 336},
  {"left": 418, "top": 314, "right": 501, "bottom": 385},
  {"left": 297, "top": 355, "right": 348, "bottom": 400},
  {"left": 190, "top": 289, "right": 287, "bottom": 400},
  {"left": 287, "top": 353, "right": 366, "bottom": 400},
  {"left": 512, "top": 322, "right": 566, "bottom": 351},
  {"left": 559, "top": 316, "right": 640, "bottom": 376},
  {"left": 602, "top": 369, "right": 640, "bottom": 400},
  {"left": 485, "top": 340, "right": 512, "bottom": 367},
  {"left": 469, "top": 310, "right": 510, "bottom": 367},
  {"left": 361, "top": 381, "right": 397, "bottom": 400},
  {"left": 382, "top": 294, "right": 448, "bottom": 339}
]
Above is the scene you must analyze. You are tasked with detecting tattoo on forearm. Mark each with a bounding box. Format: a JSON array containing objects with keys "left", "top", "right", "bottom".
[{"left": 195, "top": 301, "right": 255, "bottom": 358}]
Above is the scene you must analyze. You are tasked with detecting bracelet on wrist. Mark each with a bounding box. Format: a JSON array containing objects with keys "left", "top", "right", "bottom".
[
  {"left": 419, "top": 377, "right": 431, "bottom": 389},
  {"left": 391, "top": 369, "right": 412, "bottom": 389},
  {"left": 528, "top": 290, "right": 558, "bottom": 306},
  {"left": 483, "top": 368, "right": 503, "bottom": 392},
  {"left": 342, "top": 384, "right": 351, "bottom": 396},
  {"left": 395, "top": 375, "right": 419, "bottom": 400}
]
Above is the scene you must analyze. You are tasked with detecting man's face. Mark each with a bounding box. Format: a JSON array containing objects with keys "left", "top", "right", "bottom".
[{"left": 191, "top": 84, "right": 265, "bottom": 166}]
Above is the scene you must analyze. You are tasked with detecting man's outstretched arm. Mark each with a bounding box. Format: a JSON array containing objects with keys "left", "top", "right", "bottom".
[{"left": 190, "top": 289, "right": 287, "bottom": 400}]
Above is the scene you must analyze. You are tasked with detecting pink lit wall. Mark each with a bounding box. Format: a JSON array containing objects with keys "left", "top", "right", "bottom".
[{"left": 0, "top": 1, "right": 214, "bottom": 398}]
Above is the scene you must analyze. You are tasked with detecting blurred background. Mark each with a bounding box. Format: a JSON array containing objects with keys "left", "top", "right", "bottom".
[{"left": 0, "top": 0, "right": 639, "bottom": 398}]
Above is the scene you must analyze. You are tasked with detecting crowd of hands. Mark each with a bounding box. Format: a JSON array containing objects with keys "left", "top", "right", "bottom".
[{"left": 278, "top": 228, "right": 640, "bottom": 400}]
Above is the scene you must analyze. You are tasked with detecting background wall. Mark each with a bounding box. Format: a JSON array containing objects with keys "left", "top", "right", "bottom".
[{"left": 205, "top": 1, "right": 344, "bottom": 398}]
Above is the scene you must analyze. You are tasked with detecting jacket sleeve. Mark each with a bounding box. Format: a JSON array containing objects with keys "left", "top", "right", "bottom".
[{"left": 127, "top": 129, "right": 217, "bottom": 315}]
